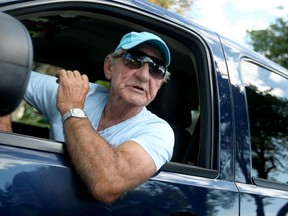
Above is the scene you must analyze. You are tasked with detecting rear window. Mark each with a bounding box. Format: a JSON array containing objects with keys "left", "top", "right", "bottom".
[{"left": 242, "top": 61, "right": 288, "bottom": 185}]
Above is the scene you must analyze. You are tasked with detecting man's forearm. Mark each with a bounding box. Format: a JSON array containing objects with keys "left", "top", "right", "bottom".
[{"left": 63, "top": 117, "right": 134, "bottom": 202}]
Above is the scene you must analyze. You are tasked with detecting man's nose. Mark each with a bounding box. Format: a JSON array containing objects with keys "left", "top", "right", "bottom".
[{"left": 135, "top": 63, "right": 150, "bottom": 81}]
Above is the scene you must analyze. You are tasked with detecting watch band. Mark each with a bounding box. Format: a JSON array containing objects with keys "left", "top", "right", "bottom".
[
  {"left": 62, "top": 108, "right": 87, "bottom": 123},
  {"left": 62, "top": 110, "right": 73, "bottom": 123}
]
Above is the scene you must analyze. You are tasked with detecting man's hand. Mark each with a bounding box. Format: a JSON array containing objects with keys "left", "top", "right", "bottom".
[
  {"left": 0, "top": 114, "right": 12, "bottom": 132},
  {"left": 56, "top": 70, "right": 90, "bottom": 115}
]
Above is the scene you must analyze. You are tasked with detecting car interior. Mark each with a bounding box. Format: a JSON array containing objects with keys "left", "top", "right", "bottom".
[{"left": 4, "top": 5, "right": 216, "bottom": 173}]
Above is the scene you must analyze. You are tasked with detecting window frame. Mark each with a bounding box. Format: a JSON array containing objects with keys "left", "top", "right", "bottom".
[{"left": 3, "top": 0, "right": 217, "bottom": 177}]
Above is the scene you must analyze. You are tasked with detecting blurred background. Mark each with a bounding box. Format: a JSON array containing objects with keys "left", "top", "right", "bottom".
[{"left": 149, "top": 0, "right": 288, "bottom": 69}]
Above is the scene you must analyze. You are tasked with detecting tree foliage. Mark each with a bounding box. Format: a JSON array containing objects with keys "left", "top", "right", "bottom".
[
  {"left": 247, "top": 16, "right": 288, "bottom": 69},
  {"left": 147, "top": 0, "right": 194, "bottom": 13},
  {"left": 148, "top": 0, "right": 174, "bottom": 9}
]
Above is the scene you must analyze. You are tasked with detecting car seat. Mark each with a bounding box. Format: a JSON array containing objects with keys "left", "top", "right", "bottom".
[{"left": 148, "top": 73, "right": 198, "bottom": 162}]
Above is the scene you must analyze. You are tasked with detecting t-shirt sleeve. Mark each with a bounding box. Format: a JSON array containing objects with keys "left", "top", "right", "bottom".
[
  {"left": 130, "top": 120, "right": 174, "bottom": 171},
  {"left": 24, "top": 71, "right": 59, "bottom": 120}
]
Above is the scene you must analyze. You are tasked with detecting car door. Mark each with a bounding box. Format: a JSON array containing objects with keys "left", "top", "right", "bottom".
[
  {"left": 0, "top": 1, "right": 240, "bottom": 215},
  {"left": 220, "top": 35, "right": 288, "bottom": 216},
  {"left": 237, "top": 60, "right": 288, "bottom": 216}
]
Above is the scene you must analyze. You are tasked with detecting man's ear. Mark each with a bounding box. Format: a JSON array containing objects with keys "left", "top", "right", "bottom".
[{"left": 103, "top": 55, "right": 113, "bottom": 80}]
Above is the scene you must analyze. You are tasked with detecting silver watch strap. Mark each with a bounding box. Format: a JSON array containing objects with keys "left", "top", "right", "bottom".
[
  {"left": 62, "top": 108, "right": 87, "bottom": 123},
  {"left": 62, "top": 110, "right": 73, "bottom": 123}
]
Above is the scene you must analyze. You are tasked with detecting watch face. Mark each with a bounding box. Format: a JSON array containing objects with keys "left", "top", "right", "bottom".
[{"left": 72, "top": 108, "right": 86, "bottom": 117}]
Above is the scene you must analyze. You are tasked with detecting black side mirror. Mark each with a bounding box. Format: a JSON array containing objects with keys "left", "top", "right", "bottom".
[{"left": 0, "top": 12, "right": 33, "bottom": 116}]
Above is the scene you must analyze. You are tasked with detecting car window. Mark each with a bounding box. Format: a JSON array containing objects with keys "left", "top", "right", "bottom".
[
  {"left": 241, "top": 61, "right": 288, "bottom": 186},
  {"left": 8, "top": 4, "right": 216, "bottom": 175}
]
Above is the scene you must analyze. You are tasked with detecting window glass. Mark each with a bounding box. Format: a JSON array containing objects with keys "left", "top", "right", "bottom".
[{"left": 241, "top": 61, "right": 288, "bottom": 184}]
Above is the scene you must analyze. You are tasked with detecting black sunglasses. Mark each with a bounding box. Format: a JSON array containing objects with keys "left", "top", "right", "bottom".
[{"left": 114, "top": 49, "right": 167, "bottom": 80}]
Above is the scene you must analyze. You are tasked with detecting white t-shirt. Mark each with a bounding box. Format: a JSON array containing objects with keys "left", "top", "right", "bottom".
[{"left": 24, "top": 71, "right": 174, "bottom": 170}]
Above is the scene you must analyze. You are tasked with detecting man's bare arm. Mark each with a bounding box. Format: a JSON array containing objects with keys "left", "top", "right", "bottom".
[
  {"left": 63, "top": 117, "right": 156, "bottom": 203},
  {"left": 56, "top": 69, "right": 156, "bottom": 203}
]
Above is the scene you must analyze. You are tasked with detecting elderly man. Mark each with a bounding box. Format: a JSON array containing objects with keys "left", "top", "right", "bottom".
[{"left": 1, "top": 31, "right": 174, "bottom": 203}]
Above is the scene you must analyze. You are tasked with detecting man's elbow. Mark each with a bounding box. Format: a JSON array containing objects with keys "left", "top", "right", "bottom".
[{"left": 89, "top": 183, "right": 124, "bottom": 203}]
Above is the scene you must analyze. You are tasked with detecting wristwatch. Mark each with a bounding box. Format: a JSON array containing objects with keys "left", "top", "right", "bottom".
[{"left": 62, "top": 108, "right": 87, "bottom": 123}]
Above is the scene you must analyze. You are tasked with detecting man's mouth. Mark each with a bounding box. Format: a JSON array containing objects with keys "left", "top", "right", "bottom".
[
  {"left": 132, "top": 85, "right": 144, "bottom": 91},
  {"left": 127, "top": 84, "right": 146, "bottom": 94}
]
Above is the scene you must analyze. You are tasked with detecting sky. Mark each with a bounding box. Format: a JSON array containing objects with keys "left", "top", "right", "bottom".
[{"left": 182, "top": 0, "right": 288, "bottom": 48}]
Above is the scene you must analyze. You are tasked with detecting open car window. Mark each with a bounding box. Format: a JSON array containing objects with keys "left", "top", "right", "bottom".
[{"left": 7, "top": 2, "right": 216, "bottom": 174}]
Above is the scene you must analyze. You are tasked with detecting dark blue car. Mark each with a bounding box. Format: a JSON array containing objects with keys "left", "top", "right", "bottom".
[{"left": 0, "top": 0, "right": 288, "bottom": 215}]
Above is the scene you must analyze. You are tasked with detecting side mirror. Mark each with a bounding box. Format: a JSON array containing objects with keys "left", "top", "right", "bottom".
[{"left": 0, "top": 12, "right": 33, "bottom": 116}]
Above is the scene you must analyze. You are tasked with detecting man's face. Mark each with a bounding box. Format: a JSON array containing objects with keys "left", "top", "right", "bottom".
[{"left": 106, "top": 44, "right": 165, "bottom": 107}]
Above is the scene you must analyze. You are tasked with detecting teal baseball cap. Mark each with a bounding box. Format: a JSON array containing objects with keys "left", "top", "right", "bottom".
[{"left": 115, "top": 31, "right": 171, "bottom": 66}]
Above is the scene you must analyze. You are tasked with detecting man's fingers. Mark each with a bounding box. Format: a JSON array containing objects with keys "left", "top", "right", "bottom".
[
  {"left": 55, "top": 69, "right": 68, "bottom": 83},
  {"left": 66, "top": 70, "right": 75, "bottom": 78},
  {"left": 82, "top": 74, "right": 89, "bottom": 82},
  {"left": 73, "top": 70, "right": 81, "bottom": 78},
  {"left": 56, "top": 70, "right": 86, "bottom": 83}
]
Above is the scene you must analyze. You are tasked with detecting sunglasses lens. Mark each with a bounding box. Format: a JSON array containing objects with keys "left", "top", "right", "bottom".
[
  {"left": 123, "top": 54, "right": 143, "bottom": 69},
  {"left": 122, "top": 50, "right": 166, "bottom": 80},
  {"left": 148, "top": 63, "right": 165, "bottom": 79}
]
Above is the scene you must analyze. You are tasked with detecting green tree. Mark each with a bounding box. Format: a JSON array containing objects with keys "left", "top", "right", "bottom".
[
  {"left": 147, "top": 0, "right": 194, "bottom": 13},
  {"left": 148, "top": 0, "right": 174, "bottom": 8},
  {"left": 247, "top": 16, "right": 288, "bottom": 69}
]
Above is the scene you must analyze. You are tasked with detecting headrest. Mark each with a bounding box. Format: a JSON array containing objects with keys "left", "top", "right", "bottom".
[
  {"left": 148, "top": 74, "right": 198, "bottom": 128},
  {"left": 0, "top": 12, "right": 33, "bottom": 116}
]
